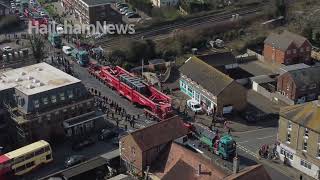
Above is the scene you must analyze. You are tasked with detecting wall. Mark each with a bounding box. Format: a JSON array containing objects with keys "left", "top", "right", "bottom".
[
  {"left": 263, "top": 44, "right": 286, "bottom": 64},
  {"left": 120, "top": 135, "right": 143, "bottom": 174},
  {"left": 246, "top": 49, "right": 264, "bottom": 61}
]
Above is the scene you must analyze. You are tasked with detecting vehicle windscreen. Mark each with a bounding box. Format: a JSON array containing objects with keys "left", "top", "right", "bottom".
[{"left": 194, "top": 104, "right": 201, "bottom": 109}]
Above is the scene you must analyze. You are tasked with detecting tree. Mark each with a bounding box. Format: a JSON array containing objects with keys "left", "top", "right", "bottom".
[
  {"left": 29, "top": 35, "right": 45, "bottom": 63},
  {"left": 275, "top": 0, "right": 287, "bottom": 18}
]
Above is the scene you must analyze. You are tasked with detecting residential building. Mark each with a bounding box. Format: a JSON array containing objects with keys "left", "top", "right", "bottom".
[
  {"left": 179, "top": 56, "right": 247, "bottom": 115},
  {"left": 263, "top": 31, "right": 312, "bottom": 65},
  {"left": 277, "top": 98, "right": 320, "bottom": 179},
  {"left": 277, "top": 66, "right": 320, "bottom": 104},
  {"left": 61, "top": 0, "right": 121, "bottom": 24},
  {"left": 152, "top": 0, "right": 178, "bottom": 7},
  {"left": 119, "top": 116, "right": 189, "bottom": 175},
  {"left": 0, "top": 63, "right": 95, "bottom": 145},
  {"left": 196, "top": 52, "right": 239, "bottom": 70},
  {"left": 120, "top": 117, "right": 271, "bottom": 180}
]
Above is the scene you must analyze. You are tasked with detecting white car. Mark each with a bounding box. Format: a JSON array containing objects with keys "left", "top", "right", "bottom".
[
  {"left": 2, "top": 46, "right": 13, "bottom": 52},
  {"left": 62, "top": 46, "right": 73, "bottom": 55},
  {"left": 187, "top": 99, "right": 202, "bottom": 113}
]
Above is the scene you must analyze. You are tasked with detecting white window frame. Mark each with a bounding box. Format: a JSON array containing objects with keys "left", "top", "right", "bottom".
[
  {"left": 300, "top": 159, "right": 311, "bottom": 169},
  {"left": 304, "top": 128, "right": 309, "bottom": 138},
  {"left": 33, "top": 100, "right": 39, "bottom": 108},
  {"left": 287, "top": 50, "right": 291, "bottom": 55},
  {"left": 68, "top": 90, "right": 74, "bottom": 98},
  {"left": 43, "top": 97, "right": 48, "bottom": 105},
  {"left": 288, "top": 121, "right": 292, "bottom": 130},
  {"left": 51, "top": 95, "right": 57, "bottom": 103},
  {"left": 286, "top": 132, "right": 291, "bottom": 143},
  {"left": 306, "top": 47, "right": 311, "bottom": 51},
  {"left": 60, "top": 93, "right": 65, "bottom": 101},
  {"left": 293, "top": 49, "right": 297, "bottom": 54},
  {"left": 300, "top": 48, "right": 304, "bottom": 52},
  {"left": 303, "top": 139, "right": 308, "bottom": 152}
]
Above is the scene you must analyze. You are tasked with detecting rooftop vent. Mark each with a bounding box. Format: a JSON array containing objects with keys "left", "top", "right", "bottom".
[
  {"left": 15, "top": 78, "right": 22, "bottom": 82},
  {"left": 27, "top": 84, "right": 34, "bottom": 89},
  {"left": 26, "top": 76, "right": 33, "bottom": 80},
  {"left": 32, "top": 79, "right": 40, "bottom": 83},
  {"left": 20, "top": 72, "right": 26, "bottom": 76},
  {"left": 36, "top": 82, "right": 44, "bottom": 87},
  {"left": 36, "top": 68, "right": 43, "bottom": 71}
]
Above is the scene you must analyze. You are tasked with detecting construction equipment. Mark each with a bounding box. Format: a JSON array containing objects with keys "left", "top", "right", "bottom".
[
  {"left": 48, "top": 33, "right": 62, "bottom": 48},
  {"left": 182, "top": 123, "right": 236, "bottom": 160},
  {"left": 71, "top": 49, "right": 89, "bottom": 66},
  {"left": 88, "top": 65, "right": 173, "bottom": 120}
]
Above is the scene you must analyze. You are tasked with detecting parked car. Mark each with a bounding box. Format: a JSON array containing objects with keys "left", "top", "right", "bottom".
[
  {"left": 2, "top": 46, "right": 13, "bottom": 52},
  {"left": 120, "top": 7, "right": 129, "bottom": 14},
  {"left": 187, "top": 99, "right": 202, "bottom": 113},
  {"left": 98, "top": 129, "right": 118, "bottom": 141},
  {"left": 125, "top": 11, "right": 135, "bottom": 16},
  {"left": 116, "top": 3, "right": 128, "bottom": 9},
  {"left": 72, "top": 138, "right": 95, "bottom": 151},
  {"left": 64, "top": 155, "right": 86, "bottom": 168},
  {"left": 62, "top": 46, "right": 73, "bottom": 55}
]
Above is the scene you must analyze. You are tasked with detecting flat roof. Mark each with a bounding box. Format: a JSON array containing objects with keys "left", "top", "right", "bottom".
[{"left": 0, "top": 63, "right": 81, "bottom": 95}]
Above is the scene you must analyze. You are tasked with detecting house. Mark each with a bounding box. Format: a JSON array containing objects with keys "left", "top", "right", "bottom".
[
  {"left": 119, "top": 116, "right": 188, "bottom": 175},
  {"left": 152, "top": 0, "right": 178, "bottom": 7},
  {"left": 61, "top": 0, "right": 121, "bottom": 24},
  {"left": 277, "top": 66, "right": 320, "bottom": 104},
  {"left": 277, "top": 98, "right": 320, "bottom": 179},
  {"left": 263, "top": 31, "right": 312, "bottom": 65},
  {"left": 0, "top": 63, "right": 95, "bottom": 145},
  {"left": 179, "top": 56, "right": 247, "bottom": 115}
]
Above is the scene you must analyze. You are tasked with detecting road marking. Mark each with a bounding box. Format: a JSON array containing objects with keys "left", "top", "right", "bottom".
[
  {"left": 257, "top": 135, "right": 275, "bottom": 140},
  {"left": 237, "top": 140, "right": 249, "bottom": 144},
  {"left": 237, "top": 144, "right": 259, "bottom": 159},
  {"left": 233, "top": 127, "right": 275, "bottom": 135}
]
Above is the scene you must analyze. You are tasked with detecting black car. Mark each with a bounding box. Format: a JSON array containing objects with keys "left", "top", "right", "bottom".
[
  {"left": 65, "top": 155, "right": 86, "bottom": 168},
  {"left": 72, "top": 138, "right": 95, "bottom": 151},
  {"left": 98, "top": 129, "right": 118, "bottom": 141}
]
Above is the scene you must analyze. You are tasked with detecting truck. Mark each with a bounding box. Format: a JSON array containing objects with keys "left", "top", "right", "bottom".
[
  {"left": 48, "top": 33, "right": 62, "bottom": 48},
  {"left": 182, "top": 123, "right": 236, "bottom": 160},
  {"left": 88, "top": 65, "right": 173, "bottom": 120},
  {"left": 71, "top": 49, "right": 89, "bottom": 66}
]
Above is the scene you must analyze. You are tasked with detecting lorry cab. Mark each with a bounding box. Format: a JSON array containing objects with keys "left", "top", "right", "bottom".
[{"left": 217, "top": 135, "right": 236, "bottom": 159}]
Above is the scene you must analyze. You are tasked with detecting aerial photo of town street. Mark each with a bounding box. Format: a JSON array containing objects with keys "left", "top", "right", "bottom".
[{"left": 0, "top": 0, "right": 320, "bottom": 179}]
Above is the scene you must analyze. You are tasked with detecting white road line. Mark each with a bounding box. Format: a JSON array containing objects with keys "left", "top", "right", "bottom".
[
  {"left": 256, "top": 135, "right": 275, "bottom": 140},
  {"left": 233, "top": 127, "right": 275, "bottom": 135},
  {"left": 237, "top": 140, "right": 249, "bottom": 144}
]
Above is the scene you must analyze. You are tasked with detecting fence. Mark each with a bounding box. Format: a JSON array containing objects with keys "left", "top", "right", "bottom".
[{"left": 247, "top": 49, "right": 264, "bottom": 61}]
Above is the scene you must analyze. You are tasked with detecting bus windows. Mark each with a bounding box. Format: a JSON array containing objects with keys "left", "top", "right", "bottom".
[
  {"left": 44, "top": 146, "right": 50, "bottom": 152},
  {"left": 15, "top": 165, "right": 26, "bottom": 173},
  {"left": 34, "top": 148, "right": 45, "bottom": 156},
  {"left": 46, "top": 154, "right": 52, "bottom": 160},
  {"left": 25, "top": 153, "right": 33, "bottom": 160},
  {"left": 25, "top": 161, "right": 34, "bottom": 168},
  {"left": 14, "top": 156, "right": 24, "bottom": 164}
]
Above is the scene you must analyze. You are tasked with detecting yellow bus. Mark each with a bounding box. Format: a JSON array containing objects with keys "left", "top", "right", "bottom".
[{"left": 0, "top": 140, "right": 53, "bottom": 176}]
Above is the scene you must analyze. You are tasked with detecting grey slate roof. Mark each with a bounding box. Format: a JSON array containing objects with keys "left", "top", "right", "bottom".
[
  {"left": 287, "top": 66, "right": 320, "bottom": 87},
  {"left": 264, "top": 31, "right": 309, "bottom": 51},
  {"left": 179, "top": 56, "right": 234, "bottom": 96},
  {"left": 196, "top": 52, "right": 237, "bottom": 67}
]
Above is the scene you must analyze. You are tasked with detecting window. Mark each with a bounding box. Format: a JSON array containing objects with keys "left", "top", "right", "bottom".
[
  {"left": 68, "top": 90, "right": 73, "bottom": 98},
  {"left": 51, "top": 95, "right": 57, "bottom": 103},
  {"left": 33, "top": 100, "right": 39, "bottom": 108},
  {"left": 187, "top": 86, "right": 193, "bottom": 94},
  {"left": 287, "top": 50, "right": 291, "bottom": 54},
  {"left": 280, "top": 148, "right": 293, "bottom": 160},
  {"left": 43, "top": 97, "right": 48, "bottom": 105},
  {"left": 14, "top": 156, "right": 25, "bottom": 164},
  {"left": 300, "top": 159, "right": 311, "bottom": 169},
  {"left": 46, "top": 154, "right": 52, "bottom": 160},
  {"left": 26, "top": 161, "right": 34, "bottom": 168},
  {"left": 15, "top": 165, "right": 26, "bottom": 172},
  {"left": 60, "top": 93, "right": 65, "bottom": 101},
  {"left": 300, "top": 48, "right": 304, "bottom": 52},
  {"left": 287, "top": 132, "right": 291, "bottom": 143},
  {"left": 131, "top": 147, "right": 136, "bottom": 157},
  {"left": 46, "top": 114, "right": 51, "bottom": 121},
  {"left": 288, "top": 121, "right": 292, "bottom": 130},
  {"left": 286, "top": 84, "right": 290, "bottom": 91},
  {"left": 24, "top": 153, "right": 33, "bottom": 160},
  {"left": 306, "top": 47, "right": 311, "bottom": 51},
  {"left": 44, "top": 146, "right": 50, "bottom": 152},
  {"left": 304, "top": 128, "right": 309, "bottom": 138},
  {"left": 303, "top": 140, "right": 308, "bottom": 151},
  {"left": 34, "top": 148, "right": 45, "bottom": 156},
  {"left": 293, "top": 49, "right": 297, "bottom": 54},
  {"left": 300, "top": 86, "right": 306, "bottom": 91}
]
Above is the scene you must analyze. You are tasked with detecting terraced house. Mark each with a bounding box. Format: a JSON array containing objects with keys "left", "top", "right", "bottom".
[
  {"left": 179, "top": 56, "right": 247, "bottom": 116},
  {"left": 277, "top": 98, "right": 320, "bottom": 179}
]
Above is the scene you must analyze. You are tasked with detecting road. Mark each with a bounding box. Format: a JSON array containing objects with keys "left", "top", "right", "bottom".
[{"left": 96, "top": 6, "right": 263, "bottom": 48}]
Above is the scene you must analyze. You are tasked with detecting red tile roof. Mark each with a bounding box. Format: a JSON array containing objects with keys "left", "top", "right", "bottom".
[
  {"left": 225, "top": 164, "right": 271, "bottom": 180},
  {"left": 150, "top": 143, "right": 228, "bottom": 180},
  {"left": 129, "top": 116, "right": 189, "bottom": 151}
]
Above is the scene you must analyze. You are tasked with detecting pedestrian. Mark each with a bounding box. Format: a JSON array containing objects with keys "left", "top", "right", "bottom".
[
  {"left": 132, "top": 120, "right": 135, "bottom": 128},
  {"left": 116, "top": 119, "right": 119, "bottom": 127},
  {"left": 228, "top": 128, "right": 231, "bottom": 135},
  {"left": 125, "top": 124, "right": 128, "bottom": 131}
]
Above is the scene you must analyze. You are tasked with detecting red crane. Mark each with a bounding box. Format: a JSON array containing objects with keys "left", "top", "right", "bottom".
[{"left": 88, "top": 65, "right": 173, "bottom": 120}]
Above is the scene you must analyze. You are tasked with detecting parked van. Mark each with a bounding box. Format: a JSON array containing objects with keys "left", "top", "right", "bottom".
[{"left": 62, "top": 46, "right": 73, "bottom": 55}]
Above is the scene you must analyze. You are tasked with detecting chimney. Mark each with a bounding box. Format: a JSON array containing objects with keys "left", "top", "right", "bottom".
[
  {"left": 233, "top": 155, "right": 240, "bottom": 174},
  {"left": 197, "top": 164, "right": 201, "bottom": 176}
]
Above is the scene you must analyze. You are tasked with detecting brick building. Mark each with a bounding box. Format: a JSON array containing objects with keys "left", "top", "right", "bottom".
[
  {"left": 61, "top": 0, "right": 121, "bottom": 24},
  {"left": 277, "top": 66, "right": 320, "bottom": 104},
  {"left": 277, "top": 99, "right": 320, "bottom": 179},
  {"left": 119, "top": 116, "right": 188, "bottom": 175},
  {"left": 263, "top": 31, "right": 312, "bottom": 65},
  {"left": 179, "top": 56, "right": 247, "bottom": 116},
  {"left": 0, "top": 63, "right": 95, "bottom": 145}
]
